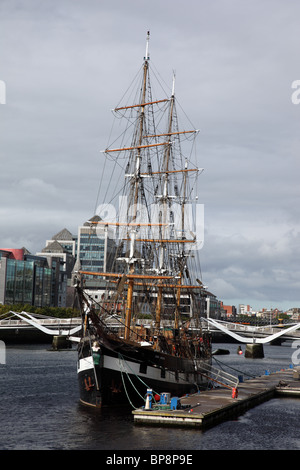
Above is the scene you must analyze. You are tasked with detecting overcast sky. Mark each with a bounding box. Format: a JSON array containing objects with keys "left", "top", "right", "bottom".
[{"left": 0, "top": 0, "right": 300, "bottom": 311}]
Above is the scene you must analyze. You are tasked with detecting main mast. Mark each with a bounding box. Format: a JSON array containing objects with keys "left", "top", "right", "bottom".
[{"left": 124, "top": 31, "right": 150, "bottom": 339}]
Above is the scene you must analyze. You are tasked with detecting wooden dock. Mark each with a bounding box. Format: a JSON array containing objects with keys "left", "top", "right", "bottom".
[{"left": 133, "top": 367, "right": 300, "bottom": 428}]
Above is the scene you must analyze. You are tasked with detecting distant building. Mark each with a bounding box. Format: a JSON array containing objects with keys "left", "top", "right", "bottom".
[
  {"left": 205, "top": 292, "right": 223, "bottom": 319},
  {"left": 37, "top": 217, "right": 116, "bottom": 306},
  {"left": 286, "top": 308, "right": 300, "bottom": 321},
  {"left": 37, "top": 228, "right": 76, "bottom": 279},
  {"left": 0, "top": 248, "right": 55, "bottom": 307},
  {"left": 37, "top": 227, "right": 78, "bottom": 307},
  {"left": 239, "top": 304, "right": 253, "bottom": 315},
  {"left": 74, "top": 215, "right": 115, "bottom": 275},
  {"left": 220, "top": 303, "right": 237, "bottom": 318}
]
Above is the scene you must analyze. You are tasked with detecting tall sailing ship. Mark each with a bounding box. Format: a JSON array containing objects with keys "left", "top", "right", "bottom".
[{"left": 75, "top": 33, "right": 212, "bottom": 408}]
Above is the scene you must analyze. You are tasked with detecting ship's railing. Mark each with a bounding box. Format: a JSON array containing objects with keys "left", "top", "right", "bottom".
[{"left": 199, "top": 363, "right": 239, "bottom": 390}]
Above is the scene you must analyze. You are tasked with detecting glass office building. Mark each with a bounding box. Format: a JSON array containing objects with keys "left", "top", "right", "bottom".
[
  {"left": 0, "top": 216, "right": 117, "bottom": 307},
  {"left": 75, "top": 216, "right": 115, "bottom": 278},
  {"left": 0, "top": 252, "right": 52, "bottom": 307},
  {"left": 79, "top": 230, "right": 106, "bottom": 271}
]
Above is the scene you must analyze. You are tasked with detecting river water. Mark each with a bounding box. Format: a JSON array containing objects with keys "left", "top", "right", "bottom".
[{"left": 0, "top": 341, "right": 299, "bottom": 451}]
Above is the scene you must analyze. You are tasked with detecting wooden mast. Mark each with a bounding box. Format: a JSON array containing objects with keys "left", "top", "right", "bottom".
[
  {"left": 124, "top": 31, "right": 150, "bottom": 340},
  {"left": 174, "top": 160, "right": 188, "bottom": 329},
  {"left": 155, "top": 282, "right": 163, "bottom": 334},
  {"left": 155, "top": 73, "right": 176, "bottom": 331}
]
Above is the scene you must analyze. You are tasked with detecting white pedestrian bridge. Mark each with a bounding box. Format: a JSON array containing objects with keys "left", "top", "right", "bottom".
[
  {"left": 1, "top": 311, "right": 300, "bottom": 345},
  {"left": 0, "top": 311, "right": 82, "bottom": 337},
  {"left": 203, "top": 318, "right": 300, "bottom": 344}
]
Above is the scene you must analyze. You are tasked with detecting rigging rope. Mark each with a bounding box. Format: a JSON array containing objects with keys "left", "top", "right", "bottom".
[{"left": 213, "top": 356, "right": 257, "bottom": 378}]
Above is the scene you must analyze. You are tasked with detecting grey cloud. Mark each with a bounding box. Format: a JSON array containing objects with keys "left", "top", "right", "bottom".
[{"left": 0, "top": 0, "right": 300, "bottom": 311}]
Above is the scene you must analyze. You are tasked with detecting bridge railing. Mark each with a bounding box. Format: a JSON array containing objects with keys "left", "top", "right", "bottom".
[
  {"left": 0, "top": 317, "right": 81, "bottom": 327},
  {"left": 225, "top": 322, "right": 278, "bottom": 335}
]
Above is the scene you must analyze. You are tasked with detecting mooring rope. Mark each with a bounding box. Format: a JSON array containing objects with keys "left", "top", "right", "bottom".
[
  {"left": 118, "top": 352, "right": 163, "bottom": 408},
  {"left": 118, "top": 354, "right": 145, "bottom": 400},
  {"left": 119, "top": 366, "right": 139, "bottom": 410}
]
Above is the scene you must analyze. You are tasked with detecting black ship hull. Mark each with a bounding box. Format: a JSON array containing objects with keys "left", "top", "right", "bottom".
[{"left": 77, "top": 338, "right": 211, "bottom": 408}]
